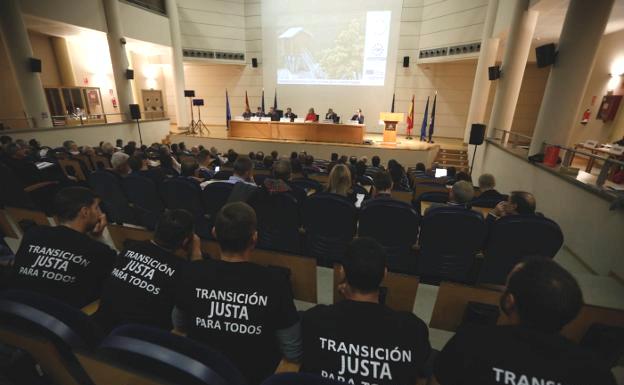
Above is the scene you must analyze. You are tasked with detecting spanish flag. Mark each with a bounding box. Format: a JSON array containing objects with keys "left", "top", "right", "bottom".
[{"left": 406, "top": 94, "right": 415, "bottom": 136}]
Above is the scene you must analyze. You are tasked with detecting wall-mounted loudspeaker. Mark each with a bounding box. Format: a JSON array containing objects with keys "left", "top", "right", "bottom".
[
  {"left": 488, "top": 66, "right": 500, "bottom": 80},
  {"left": 251, "top": 58, "right": 258, "bottom": 68},
  {"left": 29, "top": 58, "right": 41, "bottom": 73},
  {"left": 403, "top": 56, "right": 409, "bottom": 68},
  {"left": 184, "top": 90, "right": 195, "bottom": 97},
  {"left": 129, "top": 104, "right": 141, "bottom": 120},
  {"left": 192, "top": 99, "right": 204, "bottom": 106},
  {"left": 126, "top": 69, "right": 134, "bottom": 79},
  {"left": 469, "top": 123, "right": 486, "bottom": 145},
  {"left": 535, "top": 43, "right": 557, "bottom": 68}
]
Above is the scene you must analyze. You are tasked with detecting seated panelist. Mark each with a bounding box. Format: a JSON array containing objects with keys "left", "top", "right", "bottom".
[
  {"left": 351, "top": 108, "right": 364, "bottom": 124},
  {"left": 305, "top": 108, "right": 318, "bottom": 122},
  {"left": 284, "top": 107, "right": 297, "bottom": 121},
  {"left": 325, "top": 108, "right": 338, "bottom": 123},
  {"left": 254, "top": 107, "right": 265, "bottom": 117},
  {"left": 242, "top": 108, "right": 252, "bottom": 119},
  {"left": 267, "top": 106, "right": 280, "bottom": 122}
]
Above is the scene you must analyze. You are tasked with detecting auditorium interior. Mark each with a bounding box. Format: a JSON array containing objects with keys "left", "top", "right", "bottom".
[{"left": 1, "top": 0, "right": 624, "bottom": 384}]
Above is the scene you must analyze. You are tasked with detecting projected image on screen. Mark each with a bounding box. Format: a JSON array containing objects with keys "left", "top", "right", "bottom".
[{"left": 277, "top": 10, "right": 391, "bottom": 86}]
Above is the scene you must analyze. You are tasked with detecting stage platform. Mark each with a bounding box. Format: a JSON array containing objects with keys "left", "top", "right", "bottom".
[{"left": 170, "top": 125, "right": 465, "bottom": 167}]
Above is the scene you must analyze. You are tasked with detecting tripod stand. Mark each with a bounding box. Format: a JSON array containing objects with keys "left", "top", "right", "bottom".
[
  {"left": 194, "top": 103, "right": 209, "bottom": 136},
  {"left": 187, "top": 96, "right": 197, "bottom": 134}
]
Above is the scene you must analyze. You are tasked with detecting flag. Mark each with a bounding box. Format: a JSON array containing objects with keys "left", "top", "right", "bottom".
[
  {"left": 225, "top": 89, "right": 231, "bottom": 129},
  {"left": 428, "top": 92, "right": 437, "bottom": 142},
  {"left": 261, "top": 89, "right": 265, "bottom": 113},
  {"left": 420, "top": 96, "right": 429, "bottom": 140},
  {"left": 273, "top": 89, "right": 278, "bottom": 110},
  {"left": 391, "top": 93, "right": 395, "bottom": 113},
  {"left": 406, "top": 94, "right": 414, "bottom": 133},
  {"left": 245, "top": 90, "right": 250, "bottom": 111}
]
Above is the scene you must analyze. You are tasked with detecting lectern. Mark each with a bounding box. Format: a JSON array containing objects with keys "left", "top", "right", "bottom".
[{"left": 380, "top": 112, "right": 404, "bottom": 144}]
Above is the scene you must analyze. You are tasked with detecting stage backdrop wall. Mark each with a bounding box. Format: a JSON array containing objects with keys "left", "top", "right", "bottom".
[{"left": 261, "top": 0, "right": 403, "bottom": 133}]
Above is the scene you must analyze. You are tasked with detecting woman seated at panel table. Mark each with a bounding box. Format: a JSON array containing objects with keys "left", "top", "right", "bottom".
[{"left": 305, "top": 108, "right": 319, "bottom": 122}]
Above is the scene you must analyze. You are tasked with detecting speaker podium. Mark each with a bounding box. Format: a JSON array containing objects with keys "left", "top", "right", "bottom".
[{"left": 380, "top": 112, "right": 404, "bottom": 144}]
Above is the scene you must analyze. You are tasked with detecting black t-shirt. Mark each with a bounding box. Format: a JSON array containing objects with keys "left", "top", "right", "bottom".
[
  {"left": 434, "top": 325, "right": 616, "bottom": 385},
  {"left": 301, "top": 300, "right": 431, "bottom": 385},
  {"left": 175, "top": 259, "right": 299, "bottom": 384},
  {"left": 11, "top": 225, "right": 116, "bottom": 308},
  {"left": 95, "top": 240, "right": 188, "bottom": 332}
]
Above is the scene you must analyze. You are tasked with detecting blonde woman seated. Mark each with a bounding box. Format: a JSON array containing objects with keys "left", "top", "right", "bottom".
[{"left": 327, "top": 164, "right": 352, "bottom": 197}]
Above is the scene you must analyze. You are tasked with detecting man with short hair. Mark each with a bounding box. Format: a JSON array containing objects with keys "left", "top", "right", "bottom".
[
  {"left": 488, "top": 191, "right": 536, "bottom": 222},
  {"left": 111, "top": 151, "right": 130, "bottom": 177},
  {"left": 473, "top": 173, "right": 507, "bottom": 205},
  {"left": 432, "top": 257, "right": 616, "bottom": 385},
  {"left": 173, "top": 202, "right": 302, "bottom": 384},
  {"left": 10, "top": 187, "right": 116, "bottom": 308},
  {"left": 128, "top": 154, "right": 166, "bottom": 186},
  {"left": 197, "top": 149, "right": 215, "bottom": 179},
  {"left": 284, "top": 107, "right": 297, "bottom": 121},
  {"left": 371, "top": 170, "right": 393, "bottom": 198},
  {"left": 224, "top": 155, "right": 256, "bottom": 186},
  {"left": 267, "top": 106, "right": 280, "bottom": 121},
  {"left": 365, "top": 155, "right": 384, "bottom": 176},
  {"left": 425, "top": 180, "right": 474, "bottom": 215},
  {"left": 254, "top": 106, "right": 265, "bottom": 117},
  {"left": 95, "top": 210, "right": 200, "bottom": 332},
  {"left": 301, "top": 237, "right": 431, "bottom": 385}
]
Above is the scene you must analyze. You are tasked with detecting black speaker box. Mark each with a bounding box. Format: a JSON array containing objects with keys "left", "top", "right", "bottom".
[
  {"left": 251, "top": 58, "right": 258, "bottom": 68},
  {"left": 126, "top": 69, "right": 134, "bottom": 79},
  {"left": 469, "top": 123, "right": 486, "bottom": 145},
  {"left": 29, "top": 58, "right": 41, "bottom": 73},
  {"left": 129, "top": 104, "right": 141, "bottom": 120},
  {"left": 184, "top": 90, "right": 195, "bottom": 97},
  {"left": 403, "top": 56, "right": 409, "bottom": 68},
  {"left": 192, "top": 99, "right": 204, "bottom": 106},
  {"left": 536, "top": 43, "right": 556, "bottom": 68},
  {"left": 488, "top": 65, "right": 500, "bottom": 80}
]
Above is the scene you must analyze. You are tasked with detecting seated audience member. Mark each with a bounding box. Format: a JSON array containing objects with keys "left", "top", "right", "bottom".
[
  {"left": 226, "top": 156, "right": 258, "bottom": 203},
  {"left": 159, "top": 151, "right": 179, "bottom": 176},
  {"left": 128, "top": 154, "right": 165, "bottom": 185},
  {"left": 267, "top": 106, "right": 280, "bottom": 121},
  {"left": 197, "top": 149, "right": 215, "bottom": 180},
  {"left": 115, "top": 139, "right": 123, "bottom": 149},
  {"left": 284, "top": 107, "right": 297, "bottom": 120},
  {"left": 455, "top": 171, "right": 472, "bottom": 184},
  {"left": 173, "top": 202, "right": 302, "bottom": 384},
  {"left": 446, "top": 167, "right": 457, "bottom": 184},
  {"left": 180, "top": 157, "right": 202, "bottom": 184},
  {"left": 327, "top": 164, "right": 353, "bottom": 198},
  {"left": 354, "top": 160, "right": 372, "bottom": 186},
  {"left": 290, "top": 158, "right": 305, "bottom": 179},
  {"left": 100, "top": 142, "right": 115, "bottom": 159},
  {"left": 487, "top": 191, "right": 536, "bottom": 224},
  {"left": 328, "top": 152, "right": 339, "bottom": 172},
  {"left": 432, "top": 257, "right": 616, "bottom": 385},
  {"left": 413, "top": 162, "right": 426, "bottom": 177},
  {"left": 2, "top": 142, "right": 43, "bottom": 186},
  {"left": 263, "top": 155, "right": 274, "bottom": 170},
  {"left": 369, "top": 170, "right": 393, "bottom": 199},
  {"left": 242, "top": 107, "right": 253, "bottom": 119},
  {"left": 271, "top": 150, "right": 279, "bottom": 160},
  {"left": 254, "top": 107, "right": 265, "bottom": 117},
  {"left": 349, "top": 156, "right": 358, "bottom": 167},
  {"left": 110, "top": 151, "right": 130, "bottom": 177},
  {"left": 302, "top": 155, "right": 321, "bottom": 174},
  {"left": 223, "top": 150, "right": 238, "bottom": 168},
  {"left": 262, "top": 159, "right": 306, "bottom": 204},
  {"left": 95, "top": 210, "right": 200, "bottom": 332},
  {"left": 388, "top": 160, "right": 411, "bottom": 192},
  {"left": 305, "top": 108, "right": 318, "bottom": 122},
  {"left": 63, "top": 140, "right": 80, "bottom": 155},
  {"left": 425, "top": 180, "right": 474, "bottom": 215},
  {"left": 254, "top": 151, "right": 265, "bottom": 168},
  {"left": 10, "top": 187, "right": 115, "bottom": 308},
  {"left": 302, "top": 237, "right": 431, "bottom": 385},
  {"left": 325, "top": 108, "right": 338, "bottom": 122},
  {"left": 339, "top": 155, "right": 349, "bottom": 164},
  {"left": 351, "top": 108, "right": 365, "bottom": 124},
  {"left": 366, "top": 155, "right": 384, "bottom": 176},
  {"left": 475, "top": 173, "right": 506, "bottom": 203}
]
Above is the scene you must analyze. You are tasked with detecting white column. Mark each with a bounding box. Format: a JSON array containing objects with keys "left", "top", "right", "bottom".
[
  {"left": 487, "top": 0, "right": 538, "bottom": 139},
  {"left": 0, "top": 0, "right": 52, "bottom": 128},
  {"left": 529, "top": 0, "right": 614, "bottom": 155},
  {"left": 165, "top": 0, "right": 189, "bottom": 129},
  {"left": 102, "top": 0, "right": 134, "bottom": 120},
  {"left": 464, "top": 0, "right": 500, "bottom": 143}
]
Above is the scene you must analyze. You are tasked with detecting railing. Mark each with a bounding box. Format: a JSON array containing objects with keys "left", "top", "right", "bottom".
[
  {"left": 0, "top": 112, "right": 167, "bottom": 130},
  {"left": 543, "top": 142, "right": 624, "bottom": 188},
  {"left": 491, "top": 128, "right": 532, "bottom": 150}
]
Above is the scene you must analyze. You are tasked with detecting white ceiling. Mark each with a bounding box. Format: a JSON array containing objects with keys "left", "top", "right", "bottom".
[{"left": 533, "top": 0, "right": 624, "bottom": 44}]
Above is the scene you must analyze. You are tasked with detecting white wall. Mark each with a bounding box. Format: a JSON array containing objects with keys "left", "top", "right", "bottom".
[
  {"left": 474, "top": 142, "right": 624, "bottom": 277},
  {"left": 567, "top": 29, "right": 624, "bottom": 146},
  {"left": 5, "top": 119, "right": 170, "bottom": 148},
  {"left": 18, "top": 0, "right": 107, "bottom": 32},
  {"left": 177, "top": 0, "right": 246, "bottom": 52},
  {"left": 119, "top": 1, "right": 171, "bottom": 46},
  {"left": 418, "top": 0, "right": 488, "bottom": 50}
]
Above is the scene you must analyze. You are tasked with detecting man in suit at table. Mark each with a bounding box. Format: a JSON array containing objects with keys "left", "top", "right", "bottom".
[
  {"left": 351, "top": 108, "right": 364, "bottom": 124},
  {"left": 242, "top": 107, "right": 253, "bottom": 119},
  {"left": 254, "top": 107, "right": 265, "bottom": 117},
  {"left": 284, "top": 107, "right": 297, "bottom": 121},
  {"left": 267, "top": 107, "right": 280, "bottom": 121},
  {"left": 325, "top": 108, "right": 338, "bottom": 123}
]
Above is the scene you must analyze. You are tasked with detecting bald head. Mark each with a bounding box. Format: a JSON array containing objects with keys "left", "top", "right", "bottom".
[
  {"left": 450, "top": 181, "right": 474, "bottom": 204},
  {"left": 272, "top": 159, "right": 292, "bottom": 181}
]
